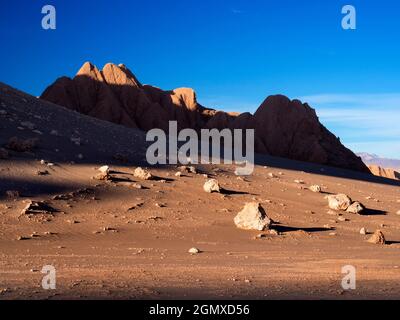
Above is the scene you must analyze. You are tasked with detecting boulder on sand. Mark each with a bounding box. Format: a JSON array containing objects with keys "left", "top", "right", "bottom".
[
  {"left": 203, "top": 179, "right": 220, "bottom": 193},
  {"left": 347, "top": 201, "right": 365, "bottom": 214},
  {"left": 327, "top": 194, "right": 352, "bottom": 211},
  {"left": 309, "top": 185, "right": 321, "bottom": 193},
  {"left": 133, "top": 167, "right": 153, "bottom": 180},
  {"left": 234, "top": 202, "right": 272, "bottom": 231},
  {"left": 367, "top": 230, "right": 386, "bottom": 245}
]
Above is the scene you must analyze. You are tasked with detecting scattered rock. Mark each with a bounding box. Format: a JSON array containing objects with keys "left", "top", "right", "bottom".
[
  {"left": 36, "top": 170, "right": 49, "bottom": 176},
  {"left": 175, "top": 171, "right": 182, "bottom": 177},
  {"left": 327, "top": 194, "right": 352, "bottom": 211},
  {"left": 367, "top": 230, "right": 386, "bottom": 245},
  {"left": 133, "top": 167, "right": 153, "bottom": 180},
  {"left": 188, "top": 247, "right": 200, "bottom": 254},
  {"left": 396, "top": 210, "right": 400, "bottom": 216},
  {"left": 7, "top": 137, "right": 38, "bottom": 152},
  {"left": 309, "top": 185, "right": 321, "bottom": 193},
  {"left": 93, "top": 172, "right": 111, "bottom": 181},
  {"left": 178, "top": 165, "right": 197, "bottom": 174},
  {"left": 269, "top": 229, "right": 279, "bottom": 235},
  {"left": 268, "top": 173, "right": 276, "bottom": 178},
  {"left": 21, "top": 200, "right": 56, "bottom": 215},
  {"left": 203, "top": 179, "right": 220, "bottom": 193},
  {"left": 360, "top": 227, "right": 367, "bottom": 235},
  {"left": 346, "top": 201, "right": 365, "bottom": 214},
  {"left": 20, "top": 121, "right": 36, "bottom": 130},
  {"left": 294, "top": 179, "right": 305, "bottom": 184},
  {"left": 17, "top": 236, "right": 30, "bottom": 241},
  {"left": 234, "top": 202, "right": 272, "bottom": 231},
  {"left": 98, "top": 165, "right": 110, "bottom": 174}
]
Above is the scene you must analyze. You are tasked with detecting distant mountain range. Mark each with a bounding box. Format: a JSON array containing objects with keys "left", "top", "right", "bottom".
[
  {"left": 357, "top": 153, "right": 400, "bottom": 180},
  {"left": 357, "top": 153, "right": 400, "bottom": 170}
]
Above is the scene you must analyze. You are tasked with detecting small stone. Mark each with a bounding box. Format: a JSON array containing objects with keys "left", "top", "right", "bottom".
[
  {"left": 36, "top": 170, "right": 49, "bottom": 176},
  {"left": 98, "top": 165, "right": 110, "bottom": 174},
  {"left": 396, "top": 210, "right": 400, "bottom": 216},
  {"left": 175, "top": 171, "right": 182, "bottom": 177},
  {"left": 17, "top": 236, "right": 30, "bottom": 241},
  {"left": 294, "top": 179, "right": 305, "bottom": 184},
  {"left": 268, "top": 173, "right": 275, "bottom": 178},
  {"left": 346, "top": 202, "right": 365, "bottom": 214},
  {"left": 188, "top": 247, "right": 200, "bottom": 254},
  {"left": 309, "top": 185, "right": 321, "bottom": 193},
  {"left": 203, "top": 179, "right": 220, "bottom": 193},
  {"left": 93, "top": 172, "right": 111, "bottom": 181},
  {"left": 269, "top": 229, "right": 279, "bottom": 235},
  {"left": 360, "top": 227, "right": 367, "bottom": 235},
  {"left": 367, "top": 230, "right": 386, "bottom": 245},
  {"left": 133, "top": 167, "right": 153, "bottom": 180},
  {"left": 20, "top": 121, "right": 35, "bottom": 130}
]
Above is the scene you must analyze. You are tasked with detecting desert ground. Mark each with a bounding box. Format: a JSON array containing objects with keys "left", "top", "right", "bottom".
[{"left": 1, "top": 83, "right": 400, "bottom": 299}]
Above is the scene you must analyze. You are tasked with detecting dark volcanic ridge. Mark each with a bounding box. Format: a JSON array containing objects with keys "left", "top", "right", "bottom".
[{"left": 40, "top": 62, "right": 368, "bottom": 173}]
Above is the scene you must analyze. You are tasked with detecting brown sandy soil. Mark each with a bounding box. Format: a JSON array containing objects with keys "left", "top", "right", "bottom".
[{"left": 1, "top": 83, "right": 400, "bottom": 299}]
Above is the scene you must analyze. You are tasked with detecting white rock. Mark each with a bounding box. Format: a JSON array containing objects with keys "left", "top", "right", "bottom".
[
  {"left": 396, "top": 210, "right": 400, "bottom": 216},
  {"left": 188, "top": 247, "right": 200, "bottom": 254},
  {"left": 133, "top": 167, "right": 153, "bottom": 180},
  {"left": 20, "top": 121, "right": 35, "bottom": 130},
  {"left": 175, "top": 171, "right": 182, "bottom": 177},
  {"left": 309, "top": 185, "right": 321, "bottom": 193},
  {"left": 203, "top": 179, "right": 220, "bottom": 193},
  {"left": 346, "top": 201, "right": 365, "bottom": 214},
  {"left": 360, "top": 227, "right": 367, "bottom": 235},
  {"left": 327, "top": 194, "right": 352, "bottom": 211},
  {"left": 98, "top": 166, "right": 110, "bottom": 174},
  {"left": 234, "top": 202, "right": 271, "bottom": 231}
]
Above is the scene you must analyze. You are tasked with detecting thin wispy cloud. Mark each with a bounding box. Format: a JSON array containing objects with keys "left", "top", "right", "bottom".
[{"left": 231, "top": 8, "right": 243, "bottom": 14}]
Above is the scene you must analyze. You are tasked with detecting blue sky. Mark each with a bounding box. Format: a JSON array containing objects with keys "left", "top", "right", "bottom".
[{"left": 0, "top": 0, "right": 399, "bottom": 158}]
